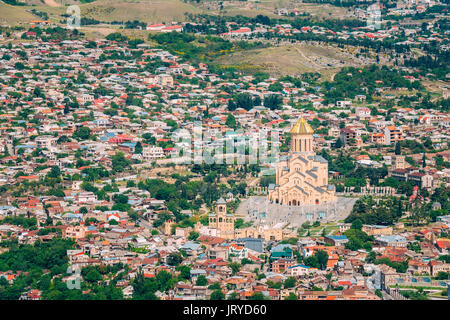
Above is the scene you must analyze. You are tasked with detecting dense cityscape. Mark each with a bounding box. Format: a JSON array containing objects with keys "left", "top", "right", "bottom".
[{"left": 0, "top": 0, "right": 448, "bottom": 303}]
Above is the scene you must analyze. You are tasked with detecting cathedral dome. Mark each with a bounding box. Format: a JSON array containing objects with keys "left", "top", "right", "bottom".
[{"left": 289, "top": 117, "right": 314, "bottom": 135}]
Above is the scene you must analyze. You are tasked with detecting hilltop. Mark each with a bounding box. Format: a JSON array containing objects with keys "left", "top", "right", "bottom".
[
  {"left": 214, "top": 43, "right": 380, "bottom": 81},
  {"left": 1, "top": 0, "right": 203, "bottom": 24},
  {"left": 0, "top": 2, "right": 36, "bottom": 25}
]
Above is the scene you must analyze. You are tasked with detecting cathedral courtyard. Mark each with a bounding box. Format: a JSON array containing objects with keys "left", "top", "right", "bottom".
[{"left": 236, "top": 196, "right": 358, "bottom": 229}]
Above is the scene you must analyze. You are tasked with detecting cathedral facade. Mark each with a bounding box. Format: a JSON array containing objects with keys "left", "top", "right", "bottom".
[{"left": 268, "top": 117, "right": 337, "bottom": 206}]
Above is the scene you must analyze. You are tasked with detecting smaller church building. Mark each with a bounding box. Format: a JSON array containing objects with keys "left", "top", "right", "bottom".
[{"left": 208, "top": 198, "right": 235, "bottom": 239}]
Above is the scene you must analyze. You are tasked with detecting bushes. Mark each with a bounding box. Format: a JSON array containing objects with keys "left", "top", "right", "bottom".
[
  {"left": 374, "top": 258, "right": 409, "bottom": 273},
  {"left": 323, "top": 65, "right": 423, "bottom": 103},
  {"left": 304, "top": 250, "right": 329, "bottom": 270},
  {"left": 0, "top": 215, "right": 37, "bottom": 229},
  {"left": 0, "top": 238, "right": 74, "bottom": 272},
  {"left": 260, "top": 175, "right": 275, "bottom": 188},
  {"left": 105, "top": 32, "right": 128, "bottom": 42},
  {"left": 345, "top": 196, "right": 403, "bottom": 226},
  {"left": 149, "top": 32, "right": 232, "bottom": 63}
]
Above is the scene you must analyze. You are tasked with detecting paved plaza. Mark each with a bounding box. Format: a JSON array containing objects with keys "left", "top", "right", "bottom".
[{"left": 236, "top": 196, "right": 358, "bottom": 228}]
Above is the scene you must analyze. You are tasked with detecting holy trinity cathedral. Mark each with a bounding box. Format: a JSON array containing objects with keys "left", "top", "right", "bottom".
[{"left": 268, "top": 117, "right": 337, "bottom": 206}]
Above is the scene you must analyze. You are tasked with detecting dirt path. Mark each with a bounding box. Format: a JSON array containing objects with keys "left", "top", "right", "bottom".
[
  {"left": 330, "top": 72, "right": 337, "bottom": 82},
  {"left": 293, "top": 45, "right": 320, "bottom": 68},
  {"left": 44, "top": 0, "right": 60, "bottom": 7}
]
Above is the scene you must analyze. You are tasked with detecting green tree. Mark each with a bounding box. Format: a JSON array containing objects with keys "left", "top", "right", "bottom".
[
  {"left": 73, "top": 126, "right": 91, "bottom": 140},
  {"left": 196, "top": 275, "right": 208, "bottom": 286},
  {"left": 334, "top": 138, "right": 343, "bottom": 149},
  {"left": 176, "top": 265, "right": 191, "bottom": 280},
  {"left": 83, "top": 268, "right": 102, "bottom": 283},
  {"left": 225, "top": 113, "right": 237, "bottom": 129},
  {"left": 264, "top": 94, "right": 282, "bottom": 110},
  {"left": 316, "top": 250, "right": 329, "bottom": 270},
  {"left": 188, "top": 231, "right": 199, "bottom": 241},
  {"left": 210, "top": 290, "right": 225, "bottom": 300},
  {"left": 134, "top": 141, "right": 143, "bottom": 154},
  {"left": 79, "top": 207, "right": 88, "bottom": 214},
  {"left": 227, "top": 291, "right": 239, "bottom": 300},
  {"left": 284, "top": 292, "right": 298, "bottom": 300},
  {"left": 249, "top": 292, "right": 266, "bottom": 300},
  {"left": 111, "top": 152, "right": 131, "bottom": 172},
  {"left": 167, "top": 253, "right": 183, "bottom": 266},
  {"left": 395, "top": 143, "right": 401, "bottom": 155},
  {"left": 132, "top": 271, "right": 158, "bottom": 300},
  {"left": 228, "top": 262, "right": 241, "bottom": 275},
  {"left": 47, "top": 165, "right": 61, "bottom": 178},
  {"left": 351, "top": 218, "right": 363, "bottom": 230},
  {"left": 284, "top": 276, "right": 296, "bottom": 288}
]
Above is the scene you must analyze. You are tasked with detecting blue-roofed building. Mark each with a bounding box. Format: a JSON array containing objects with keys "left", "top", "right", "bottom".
[
  {"left": 120, "top": 142, "right": 137, "bottom": 152},
  {"left": 63, "top": 213, "right": 83, "bottom": 222},
  {"left": 270, "top": 244, "right": 293, "bottom": 261},
  {"left": 15, "top": 144, "right": 35, "bottom": 150},
  {"left": 93, "top": 119, "right": 111, "bottom": 126},
  {"left": 375, "top": 235, "right": 407, "bottom": 248},
  {"left": 190, "top": 269, "right": 207, "bottom": 279},
  {"left": 156, "top": 67, "right": 167, "bottom": 72},
  {"left": 236, "top": 238, "right": 264, "bottom": 253},
  {"left": 180, "top": 241, "right": 202, "bottom": 255},
  {"left": 197, "top": 253, "right": 206, "bottom": 259},
  {"left": 287, "top": 264, "right": 317, "bottom": 276},
  {"left": 0, "top": 206, "right": 17, "bottom": 216},
  {"left": 135, "top": 111, "right": 148, "bottom": 116},
  {"left": 127, "top": 199, "right": 142, "bottom": 206},
  {"left": 324, "top": 235, "right": 348, "bottom": 246}
]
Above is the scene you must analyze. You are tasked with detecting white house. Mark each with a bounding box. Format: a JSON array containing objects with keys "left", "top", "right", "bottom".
[{"left": 288, "top": 264, "right": 318, "bottom": 276}]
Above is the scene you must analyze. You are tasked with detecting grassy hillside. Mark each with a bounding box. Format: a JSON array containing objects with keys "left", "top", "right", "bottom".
[
  {"left": 80, "top": 0, "right": 202, "bottom": 23},
  {"left": 214, "top": 43, "right": 375, "bottom": 81},
  {"left": 2, "top": 0, "right": 352, "bottom": 26},
  {"left": 1, "top": 0, "right": 203, "bottom": 25},
  {"left": 200, "top": 0, "right": 351, "bottom": 20},
  {"left": 26, "top": 0, "right": 203, "bottom": 24},
  {"left": 0, "top": 2, "right": 36, "bottom": 25}
]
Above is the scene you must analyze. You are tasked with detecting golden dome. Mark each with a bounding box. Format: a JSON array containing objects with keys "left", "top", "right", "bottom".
[{"left": 289, "top": 117, "right": 314, "bottom": 135}]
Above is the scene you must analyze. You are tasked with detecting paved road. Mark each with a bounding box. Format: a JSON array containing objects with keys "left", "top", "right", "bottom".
[{"left": 381, "top": 291, "right": 393, "bottom": 300}]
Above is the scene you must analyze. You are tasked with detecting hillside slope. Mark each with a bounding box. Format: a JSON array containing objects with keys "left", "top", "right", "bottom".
[
  {"left": 20, "top": 0, "right": 203, "bottom": 24},
  {"left": 0, "top": 2, "right": 36, "bottom": 25}
]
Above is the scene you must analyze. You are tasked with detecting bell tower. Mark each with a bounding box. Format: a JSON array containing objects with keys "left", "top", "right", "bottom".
[
  {"left": 216, "top": 198, "right": 227, "bottom": 215},
  {"left": 289, "top": 117, "right": 314, "bottom": 154}
]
